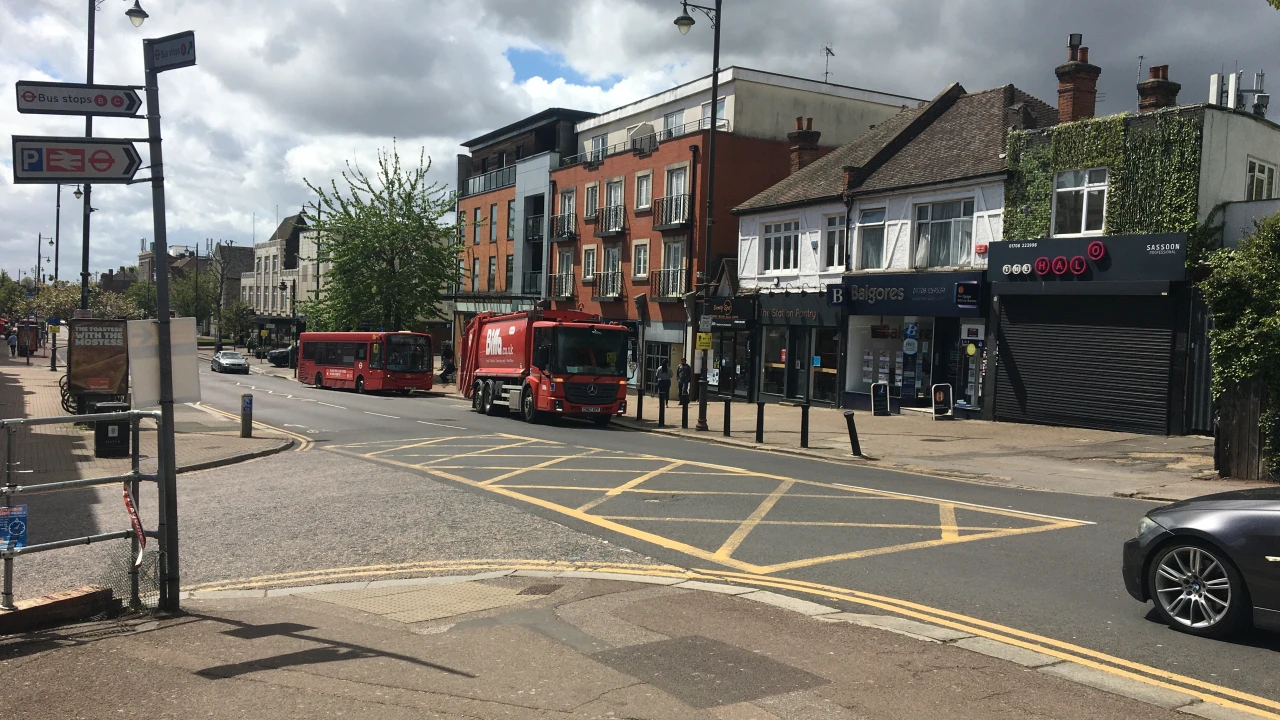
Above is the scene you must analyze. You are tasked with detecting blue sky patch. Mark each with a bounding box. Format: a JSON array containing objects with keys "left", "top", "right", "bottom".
[{"left": 506, "top": 47, "right": 619, "bottom": 91}]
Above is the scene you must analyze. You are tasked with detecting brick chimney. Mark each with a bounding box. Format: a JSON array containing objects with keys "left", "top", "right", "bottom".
[
  {"left": 1055, "top": 35, "right": 1102, "bottom": 123},
  {"left": 787, "top": 116, "right": 822, "bottom": 174},
  {"left": 1137, "top": 64, "right": 1180, "bottom": 112}
]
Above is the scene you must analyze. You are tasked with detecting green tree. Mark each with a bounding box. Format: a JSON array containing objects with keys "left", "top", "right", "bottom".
[
  {"left": 92, "top": 291, "right": 138, "bottom": 319},
  {"left": 32, "top": 282, "right": 82, "bottom": 320},
  {"left": 0, "top": 272, "right": 26, "bottom": 318},
  {"left": 219, "top": 299, "right": 256, "bottom": 346},
  {"left": 1202, "top": 212, "right": 1280, "bottom": 473},
  {"left": 303, "top": 143, "right": 460, "bottom": 331},
  {"left": 170, "top": 270, "right": 218, "bottom": 325},
  {"left": 125, "top": 281, "right": 158, "bottom": 318}
]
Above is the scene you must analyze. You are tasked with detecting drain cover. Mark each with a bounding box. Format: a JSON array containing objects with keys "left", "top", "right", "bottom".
[{"left": 518, "top": 583, "right": 563, "bottom": 596}]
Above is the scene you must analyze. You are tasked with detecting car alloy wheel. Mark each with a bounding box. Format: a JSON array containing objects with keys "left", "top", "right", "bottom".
[{"left": 1150, "top": 542, "right": 1244, "bottom": 636}]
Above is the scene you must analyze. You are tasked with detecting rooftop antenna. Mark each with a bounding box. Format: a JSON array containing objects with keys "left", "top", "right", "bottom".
[
  {"left": 823, "top": 45, "right": 835, "bottom": 83},
  {"left": 1136, "top": 55, "right": 1145, "bottom": 111}
]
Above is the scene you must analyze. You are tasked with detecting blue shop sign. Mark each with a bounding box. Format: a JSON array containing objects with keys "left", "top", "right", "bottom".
[{"left": 840, "top": 271, "right": 985, "bottom": 317}]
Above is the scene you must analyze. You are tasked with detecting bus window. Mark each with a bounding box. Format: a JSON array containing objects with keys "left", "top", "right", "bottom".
[
  {"left": 369, "top": 343, "right": 382, "bottom": 369},
  {"left": 341, "top": 343, "right": 357, "bottom": 367},
  {"left": 357, "top": 344, "right": 367, "bottom": 361},
  {"left": 325, "top": 344, "right": 341, "bottom": 366},
  {"left": 302, "top": 342, "right": 316, "bottom": 361}
]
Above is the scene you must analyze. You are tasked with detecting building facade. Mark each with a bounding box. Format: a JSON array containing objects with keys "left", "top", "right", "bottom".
[{"left": 239, "top": 212, "right": 308, "bottom": 345}]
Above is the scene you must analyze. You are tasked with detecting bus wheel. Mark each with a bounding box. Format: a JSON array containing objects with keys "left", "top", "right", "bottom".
[
  {"left": 521, "top": 387, "right": 540, "bottom": 424},
  {"left": 314, "top": 373, "right": 324, "bottom": 388},
  {"left": 355, "top": 377, "right": 365, "bottom": 394}
]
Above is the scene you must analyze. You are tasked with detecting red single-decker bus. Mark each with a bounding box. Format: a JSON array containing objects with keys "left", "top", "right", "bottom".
[{"left": 298, "top": 331, "right": 433, "bottom": 394}]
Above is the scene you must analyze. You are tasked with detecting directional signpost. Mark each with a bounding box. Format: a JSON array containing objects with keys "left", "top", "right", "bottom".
[
  {"left": 11, "top": 136, "right": 141, "bottom": 184},
  {"left": 15, "top": 81, "right": 142, "bottom": 117},
  {"left": 148, "top": 30, "right": 196, "bottom": 72}
]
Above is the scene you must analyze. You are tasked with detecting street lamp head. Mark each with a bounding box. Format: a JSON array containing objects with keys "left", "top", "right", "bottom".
[
  {"left": 278, "top": 280, "right": 287, "bottom": 292},
  {"left": 674, "top": 7, "right": 695, "bottom": 34},
  {"left": 73, "top": 185, "right": 83, "bottom": 200},
  {"left": 48, "top": 237, "right": 54, "bottom": 247},
  {"left": 126, "top": 0, "right": 149, "bottom": 27}
]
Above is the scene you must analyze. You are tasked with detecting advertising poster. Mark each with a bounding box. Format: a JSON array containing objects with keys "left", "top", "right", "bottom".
[
  {"left": 127, "top": 318, "right": 201, "bottom": 408},
  {"left": 67, "top": 320, "right": 129, "bottom": 396}
]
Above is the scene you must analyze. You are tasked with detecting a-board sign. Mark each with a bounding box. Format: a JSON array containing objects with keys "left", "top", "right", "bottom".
[
  {"left": 933, "top": 383, "right": 954, "bottom": 420},
  {"left": 871, "top": 382, "right": 891, "bottom": 416},
  {"left": 67, "top": 319, "right": 129, "bottom": 396}
]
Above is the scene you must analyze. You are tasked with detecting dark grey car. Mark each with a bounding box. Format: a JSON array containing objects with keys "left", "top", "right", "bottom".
[{"left": 1123, "top": 487, "right": 1280, "bottom": 637}]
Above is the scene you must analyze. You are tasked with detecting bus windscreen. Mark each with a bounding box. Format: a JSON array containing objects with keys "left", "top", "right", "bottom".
[{"left": 387, "top": 334, "right": 431, "bottom": 373}]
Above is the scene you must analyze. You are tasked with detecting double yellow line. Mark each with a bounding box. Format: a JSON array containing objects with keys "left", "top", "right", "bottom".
[{"left": 192, "top": 402, "right": 313, "bottom": 451}]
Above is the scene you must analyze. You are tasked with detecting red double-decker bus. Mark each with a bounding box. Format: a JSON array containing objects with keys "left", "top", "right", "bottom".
[{"left": 298, "top": 331, "right": 433, "bottom": 394}]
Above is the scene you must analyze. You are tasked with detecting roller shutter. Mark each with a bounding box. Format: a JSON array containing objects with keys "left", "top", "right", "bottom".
[{"left": 995, "top": 296, "right": 1173, "bottom": 434}]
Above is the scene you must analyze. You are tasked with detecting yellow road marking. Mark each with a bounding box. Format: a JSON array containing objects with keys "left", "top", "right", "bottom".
[
  {"left": 364, "top": 436, "right": 458, "bottom": 456},
  {"left": 939, "top": 503, "right": 959, "bottom": 541},
  {"left": 491, "top": 485, "right": 904, "bottom": 499},
  {"left": 416, "top": 439, "right": 543, "bottom": 466},
  {"left": 600, "top": 516, "right": 1012, "bottom": 531},
  {"left": 576, "top": 460, "right": 686, "bottom": 512},
  {"left": 193, "top": 402, "right": 312, "bottom": 451},
  {"left": 715, "top": 479, "right": 795, "bottom": 558},
  {"left": 477, "top": 450, "right": 603, "bottom": 487}
]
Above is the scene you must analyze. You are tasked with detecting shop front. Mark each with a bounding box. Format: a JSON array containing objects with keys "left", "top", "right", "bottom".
[
  {"left": 839, "top": 271, "right": 986, "bottom": 412},
  {"left": 757, "top": 292, "right": 844, "bottom": 405},
  {"left": 985, "top": 234, "right": 1191, "bottom": 435},
  {"left": 700, "top": 296, "right": 757, "bottom": 400}
]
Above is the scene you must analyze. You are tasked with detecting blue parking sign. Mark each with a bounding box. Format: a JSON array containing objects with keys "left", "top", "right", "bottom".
[{"left": 0, "top": 506, "right": 28, "bottom": 550}]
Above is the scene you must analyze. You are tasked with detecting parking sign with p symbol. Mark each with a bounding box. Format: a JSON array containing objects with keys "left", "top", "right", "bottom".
[{"left": 20, "top": 148, "right": 43, "bottom": 172}]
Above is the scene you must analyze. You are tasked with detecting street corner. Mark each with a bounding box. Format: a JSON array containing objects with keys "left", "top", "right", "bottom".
[{"left": 333, "top": 432, "right": 1091, "bottom": 576}]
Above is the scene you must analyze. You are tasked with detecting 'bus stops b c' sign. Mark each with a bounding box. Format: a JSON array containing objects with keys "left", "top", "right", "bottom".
[{"left": 128, "top": 318, "right": 200, "bottom": 408}]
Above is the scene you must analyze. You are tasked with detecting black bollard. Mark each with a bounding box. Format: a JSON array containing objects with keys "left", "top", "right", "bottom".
[
  {"left": 658, "top": 401, "right": 666, "bottom": 428},
  {"left": 681, "top": 402, "right": 688, "bottom": 429},
  {"left": 843, "top": 409, "right": 862, "bottom": 456},
  {"left": 755, "top": 401, "right": 765, "bottom": 443},
  {"left": 723, "top": 399, "right": 731, "bottom": 437},
  {"left": 801, "top": 403, "right": 810, "bottom": 448}
]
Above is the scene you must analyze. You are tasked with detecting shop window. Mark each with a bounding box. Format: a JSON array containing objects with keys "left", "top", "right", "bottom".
[
  {"left": 857, "top": 209, "right": 886, "bottom": 270},
  {"left": 811, "top": 328, "right": 841, "bottom": 404},
  {"left": 761, "top": 327, "right": 788, "bottom": 395},
  {"left": 1246, "top": 158, "right": 1276, "bottom": 201},
  {"left": 1051, "top": 168, "right": 1107, "bottom": 236},
  {"left": 762, "top": 221, "right": 799, "bottom": 273},
  {"left": 824, "top": 214, "right": 847, "bottom": 269},
  {"left": 913, "top": 200, "right": 974, "bottom": 268}
]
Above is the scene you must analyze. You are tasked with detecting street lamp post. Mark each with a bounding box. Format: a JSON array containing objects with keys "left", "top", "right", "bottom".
[
  {"left": 79, "top": 1, "right": 149, "bottom": 313},
  {"left": 54, "top": 185, "right": 62, "bottom": 281},
  {"left": 279, "top": 280, "right": 297, "bottom": 377},
  {"left": 675, "top": 0, "right": 722, "bottom": 432}
]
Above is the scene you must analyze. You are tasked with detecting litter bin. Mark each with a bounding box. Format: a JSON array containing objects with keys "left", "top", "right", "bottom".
[{"left": 93, "top": 401, "right": 131, "bottom": 459}]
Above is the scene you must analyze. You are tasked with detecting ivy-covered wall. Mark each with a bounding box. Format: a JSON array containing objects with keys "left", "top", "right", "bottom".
[{"left": 1004, "top": 107, "right": 1205, "bottom": 242}]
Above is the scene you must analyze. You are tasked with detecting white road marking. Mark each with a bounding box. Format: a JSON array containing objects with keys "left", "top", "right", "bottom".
[
  {"left": 318, "top": 402, "right": 345, "bottom": 409},
  {"left": 830, "top": 483, "right": 1096, "bottom": 525},
  {"left": 283, "top": 424, "right": 307, "bottom": 428},
  {"left": 418, "top": 420, "right": 467, "bottom": 430},
  {"left": 365, "top": 412, "right": 400, "bottom": 419}
]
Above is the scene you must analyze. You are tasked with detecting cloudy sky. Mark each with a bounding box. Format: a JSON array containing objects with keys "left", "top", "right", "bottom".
[{"left": 2, "top": 0, "right": 1276, "bottom": 282}]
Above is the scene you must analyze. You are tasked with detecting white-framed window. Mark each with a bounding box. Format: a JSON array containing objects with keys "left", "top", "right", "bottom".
[
  {"left": 663, "top": 110, "right": 684, "bottom": 138},
  {"left": 558, "top": 249, "right": 573, "bottom": 274},
  {"left": 823, "top": 214, "right": 847, "bottom": 269},
  {"left": 762, "top": 221, "right": 800, "bottom": 272},
  {"left": 633, "top": 240, "right": 650, "bottom": 278},
  {"left": 585, "top": 184, "right": 599, "bottom": 218},
  {"left": 605, "top": 180, "right": 623, "bottom": 208},
  {"left": 666, "top": 166, "right": 687, "bottom": 197},
  {"left": 559, "top": 189, "right": 575, "bottom": 215},
  {"left": 913, "top": 200, "right": 974, "bottom": 268},
  {"left": 1246, "top": 158, "right": 1277, "bottom": 201},
  {"left": 700, "top": 97, "right": 726, "bottom": 128},
  {"left": 857, "top": 209, "right": 886, "bottom": 270},
  {"left": 635, "top": 173, "right": 652, "bottom": 209},
  {"left": 582, "top": 246, "right": 597, "bottom": 280},
  {"left": 1052, "top": 168, "right": 1108, "bottom": 236},
  {"left": 590, "top": 133, "right": 608, "bottom": 161}
]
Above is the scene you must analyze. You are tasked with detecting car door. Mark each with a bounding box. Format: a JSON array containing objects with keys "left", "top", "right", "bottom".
[{"left": 1244, "top": 504, "right": 1280, "bottom": 612}]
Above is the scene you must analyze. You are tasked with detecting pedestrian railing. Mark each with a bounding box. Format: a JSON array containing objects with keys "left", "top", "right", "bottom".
[{"left": 1, "top": 410, "right": 166, "bottom": 611}]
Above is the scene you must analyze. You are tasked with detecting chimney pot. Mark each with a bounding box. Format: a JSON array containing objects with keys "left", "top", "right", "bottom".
[
  {"left": 795, "top": 116, "right": 803, "bottom": 130},
  {"left": 1137, "top": 64, "right": 1180, "bottom": 112},
  {"left": 805, "top": 117, "right": 813, "bottom": 131},
  {"left": 1055, "top": 35, "right": 1102, "bottom": 123},
  {"left": 787, "top": 121, "right": 823, "bottom": 174},
  {"left": 1068, "top": 46, "right": 1079, "bottom": 62},
  {"left": 1079, "top": 47, "right": 1089, "bottom": 64}
]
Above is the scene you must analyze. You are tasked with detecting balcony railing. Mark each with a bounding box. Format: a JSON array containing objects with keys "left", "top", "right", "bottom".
[
  {"left": 652, "top": 194, "right": 691, "bottom": 229},
  {"left": 595, "top": 270, "right": 623, "bottom": 298},
  {"left": 549, "top": 212, "right": 576, "bottom": 239},
  {"left": 559, "top": 118, "right": 731, "bottom": 168},
  {"left": 522, "top": 271, "right": 542, "bottom": 295},
  {"left": 595, "top": 205, "right": 625, "bottom": 236},
  {"left": 650, "top": 268, "right": 685, "bottom": 298},
  {"left": 524, "top": 215, "right": 545, "bottom": 241},
  {"left": 550, "top": 272, "right": 575, "bottom": 298},
  {"left": 461, "top": 165, "right": 516, "bottom": 197}
]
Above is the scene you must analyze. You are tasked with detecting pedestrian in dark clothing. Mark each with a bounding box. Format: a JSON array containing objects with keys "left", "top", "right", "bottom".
[
  {"left": 656, "top": 360, "right": 672, "bottom": 408},
  {"left": 676, "top": 358, "right": 692, "bottom": 405},
  {"left": 7, "top": 333, "right": 16, "bottom": 358}
]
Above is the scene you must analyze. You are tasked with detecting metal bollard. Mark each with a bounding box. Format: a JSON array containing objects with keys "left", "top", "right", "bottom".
[
  {"left": 755, "top": 401, "right": 765, "bottom": 443},
  {"left": 636, "top": 386, "right": 644, "bottom": 422},
  {"left": 681, "top": 402, "right": 688, "bottom": 429},
  {"left": 843, "top": 409, "right": 863, "bottom": 456},
  {"left": 658, "top": 401, "right": 666, "bottom": 428},
  {"left": 723, "top": 399, "right": 731, "bottom": 437},
  {"left": 801, "top": 403, "right": 811, "bottom": 448},
  {"left": 241, "top": 393, "right": 253, "bottom": 438}
]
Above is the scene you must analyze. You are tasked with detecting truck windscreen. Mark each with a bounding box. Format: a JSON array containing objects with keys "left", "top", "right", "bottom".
[{"left": 555, "top": 327, "right": 628, "bottom": 377}]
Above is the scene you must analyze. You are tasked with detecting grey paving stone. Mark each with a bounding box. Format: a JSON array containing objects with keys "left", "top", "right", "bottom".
[
  {"left": 953, "top": 635, "right": 1061, "bottom": 667},
  {"left": 740, "top": 590, "right": 839, "bottom": 616},
  {"left": 1040, "top": 661, "right": 1198, "bottom": 709}
]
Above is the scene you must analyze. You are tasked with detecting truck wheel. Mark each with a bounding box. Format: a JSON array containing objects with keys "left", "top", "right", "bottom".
[
  {"left": 483, "top": 383, "right": 501, "bottom": 416},
  {"left": 592, "top": 415, "right": 611, "bottom": 427},
  {"left": 521, "top": 387, "right": 540, "bottom": 424},
  {"left": 477, "top": 383, "right": 490, "bottom": 414}
]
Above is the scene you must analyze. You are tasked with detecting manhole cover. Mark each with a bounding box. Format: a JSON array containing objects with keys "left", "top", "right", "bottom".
[{"left": 517, "top": 583, "right": 562, "bottom": 596}]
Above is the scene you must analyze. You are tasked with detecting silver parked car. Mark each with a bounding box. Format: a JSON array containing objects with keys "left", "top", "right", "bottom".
[{"left": 210, "top": 350, "right": 250, "bottom": 374}]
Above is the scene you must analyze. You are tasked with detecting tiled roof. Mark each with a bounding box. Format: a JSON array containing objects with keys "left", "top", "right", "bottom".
[
  {"left": 851, "top": 85, "right": 1056, "bottom": 196},
  {"left": 732, "top": 104, "right": 925, "bottom": 213}
]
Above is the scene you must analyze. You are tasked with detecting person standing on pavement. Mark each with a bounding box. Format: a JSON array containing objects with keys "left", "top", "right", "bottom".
[
  {"left": 656, "top": 360, "right": 672, "bottom": 408},
  {"left": 7, "top": 332, "right": 16, "bottom": 357},
  {"left": 676, "top": 357, "right": 691, "bottom": 405}
]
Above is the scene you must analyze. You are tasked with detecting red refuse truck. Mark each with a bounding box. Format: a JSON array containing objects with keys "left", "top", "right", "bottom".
[{"left": 459, "top": 309, "right": 630, "bottom": 426}]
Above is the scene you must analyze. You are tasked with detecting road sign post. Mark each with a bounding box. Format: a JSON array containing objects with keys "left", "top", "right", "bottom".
[{"left": 15, "top": 81, "right": 142, "bottom": 117}]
